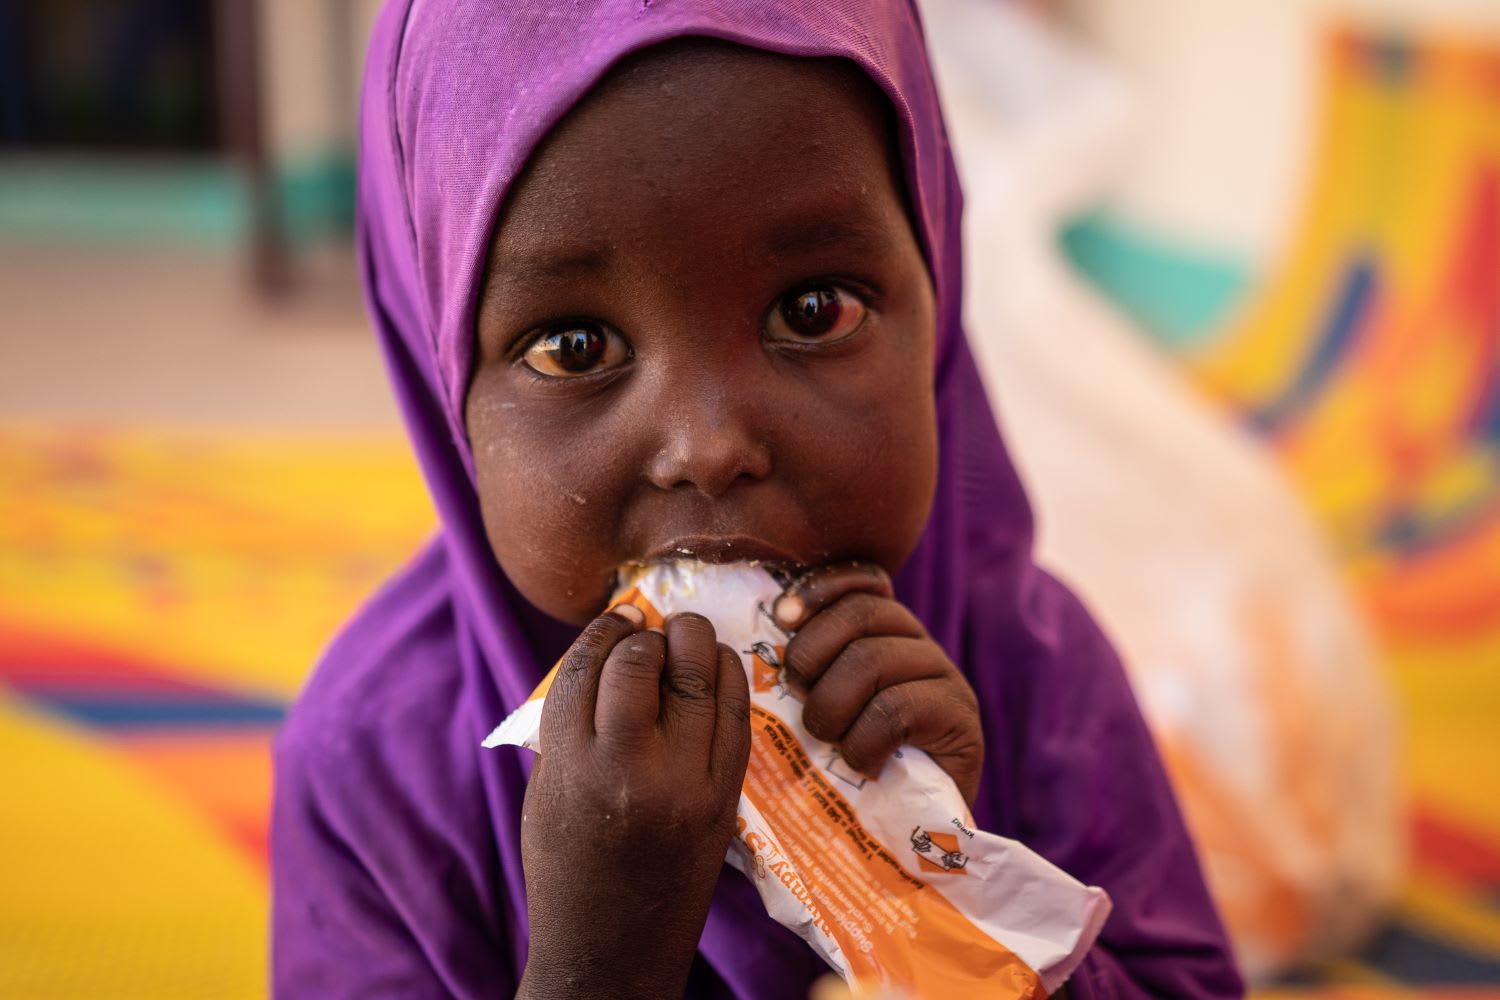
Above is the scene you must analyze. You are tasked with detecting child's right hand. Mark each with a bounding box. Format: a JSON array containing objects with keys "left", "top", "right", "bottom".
[{"left": 516, "top": 607, "right": 752, "bottom": 1000}]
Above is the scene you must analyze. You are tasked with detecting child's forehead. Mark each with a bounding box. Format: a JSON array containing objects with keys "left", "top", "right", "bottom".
[
  {"left": 486, "top": 40, "right": 909, "bottom": 276},
  {"left": 525, "top": 41, "right": 894, "bottom": 195}
]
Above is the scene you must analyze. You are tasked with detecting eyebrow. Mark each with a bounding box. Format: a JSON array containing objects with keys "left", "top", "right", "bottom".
[
  {"left": 483, "top": 248, "right": 611, "bottom": 301},
  {"left": 483, "top": 205, "right": 896, "bottom": 305},
  {"left": 762, "top": 210, "right": 896, "bottom": 261}
]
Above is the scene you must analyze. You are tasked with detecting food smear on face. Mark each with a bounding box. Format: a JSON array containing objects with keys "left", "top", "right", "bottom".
[{"left": 483, "top": 561, "right": 1110, "bottom": 998}]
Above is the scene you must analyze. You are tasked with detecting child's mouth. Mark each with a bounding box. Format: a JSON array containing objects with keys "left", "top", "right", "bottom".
[{"left": 638, "top": 534, "right": 801, "bottom": 567}]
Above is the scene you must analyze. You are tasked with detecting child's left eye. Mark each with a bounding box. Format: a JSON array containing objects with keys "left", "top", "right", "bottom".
[{"left": 765, "top": 284, "right": 868, "bottom": 344}]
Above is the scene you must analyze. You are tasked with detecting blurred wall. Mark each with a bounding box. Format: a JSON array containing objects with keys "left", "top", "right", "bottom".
[
  {"left": 0, "top": 0, "right": 380, "bottom": 258},
  {"left": 1067, "top": 0, "right": 1500, "bottom": 264},
  {"left": 258, "top": 0, "right": 381, "bottom": 190}
]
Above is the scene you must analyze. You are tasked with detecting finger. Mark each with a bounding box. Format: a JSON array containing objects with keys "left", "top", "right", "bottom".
[
  {"left": 839, "top": 680, "right": 985, "bottom": 804},
  {"left": 659, "top": 613, "right": 720, "bottom": 756},
  {"left": 800, "top": 636, "right": 948, "bottom": 744},
  {"left": 710, "top": 643, "right": 752, "bottom": 790},
  {"left": 773, "top": 561, "right": 893, "bottom": 631},
  {"left": 782, "top": 592, "right": 926, "bottom": 693},
  {"left": 541, "top": 608, "right": 645, "bottom": 748},
  {"left": 594, "top": 628, "right": 666, "bottom": 745}
]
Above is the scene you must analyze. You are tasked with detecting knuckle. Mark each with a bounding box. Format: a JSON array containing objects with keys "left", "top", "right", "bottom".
[
  {"left": 829, "top": 592, "right": 878, "bottom": 634},
  {"left": 937, "top": 695, "right": 985, "bottom": 751},
  {"left": 610, "top": 633, "right": 665, "bottom": 673},
  {"left": 667, "top": 650, "right": 717, "bottom": 689},
  {"left": 561, "top": 642, "right": 601, "bottom": 677},
  {"left": 868, "top": 687, "right": 912, "bottom": 743},
  {"left": 671, "top": 639, "right": 717, "bottom": 671},
  {"left": 840, "top": 636, "right": 883, "bottom": 678},
  {"left": 565, "top": 614, "right": 629, "bottom": 666},
  {"left": 931, "top": 671, "right": 981, "bottom": 719},
  {"left": 953, "top": 681, "right": 981, "bottom": 717},
  {"left": 666, "top": 668, "right": 715, "bottom": 703}
]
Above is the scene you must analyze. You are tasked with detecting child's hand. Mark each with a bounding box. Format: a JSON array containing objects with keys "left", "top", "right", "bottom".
[
  {"left": 775, "top": 563, "right": 985, "bottom": 807},
  {"left": 517, "top": 607, "right": 751, "bottom": 1000}
]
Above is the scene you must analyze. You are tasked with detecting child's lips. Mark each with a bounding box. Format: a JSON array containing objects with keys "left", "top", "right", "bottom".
[{"left": 642, "top": 534, "right": 801, "bottom": 566}]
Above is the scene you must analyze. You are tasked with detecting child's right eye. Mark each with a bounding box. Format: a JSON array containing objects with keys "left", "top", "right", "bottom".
[
  {"left": 521, "top": 322, "right": 632, "bottom": 377},
  {"left": 765, "top": 284, "right": 869, "bottom": 345}
]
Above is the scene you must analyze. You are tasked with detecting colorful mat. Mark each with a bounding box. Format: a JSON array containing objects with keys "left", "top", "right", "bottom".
[
  {"left": 0, "top": 427, "right": 433, "bottom": 999},
  {"left": 1181, "top": 26, "right": 1500, "bottom": 997}
]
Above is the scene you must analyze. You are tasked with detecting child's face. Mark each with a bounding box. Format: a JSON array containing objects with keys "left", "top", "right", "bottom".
[{"left": 467, "top": 42, "right": 938, "bottom": 625}]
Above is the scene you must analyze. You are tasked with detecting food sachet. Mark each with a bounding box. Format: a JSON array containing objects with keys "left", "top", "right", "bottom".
[{"left": 484, "top": 561, "right": 1111, "bottom": 998}]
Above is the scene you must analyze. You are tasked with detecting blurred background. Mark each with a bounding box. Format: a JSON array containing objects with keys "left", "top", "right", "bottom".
[{"left": 0, "top": 0, "right": 1496, "bottom": 997}]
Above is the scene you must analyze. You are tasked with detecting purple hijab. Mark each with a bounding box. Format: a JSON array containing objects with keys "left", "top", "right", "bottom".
[{"left": 271, "top": 1, "right": 1244, "bottom": 996}]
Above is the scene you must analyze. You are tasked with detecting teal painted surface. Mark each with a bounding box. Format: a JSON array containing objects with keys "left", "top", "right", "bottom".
[
  {"left": 0, "top": 154, "right": 356, "bottom": 245},
  {"left": 0, "top": 159, "right": 247, "bottom": 242},
  {"left": 1060, "top": 212, "right": 1254, "bottom": 351},
  {"left": 276, "top": 154, "right": 357, "bottom": 243}
]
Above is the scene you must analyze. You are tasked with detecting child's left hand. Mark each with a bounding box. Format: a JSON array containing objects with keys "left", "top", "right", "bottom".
[{"left": 774, "top": 562, "right": 985, "bottom": 807}]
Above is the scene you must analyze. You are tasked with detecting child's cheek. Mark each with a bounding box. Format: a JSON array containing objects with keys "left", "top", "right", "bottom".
[
  {"left": 467, "top": 394, "right": 626, "bottom": 624},
  {"left": 801, "top": 341, "right": 937, "bottom": 571}
]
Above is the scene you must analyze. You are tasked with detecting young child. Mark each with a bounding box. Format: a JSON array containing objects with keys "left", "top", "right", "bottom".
[{"left": 271, "top": 2, "right": 1244, "bottom": 997}]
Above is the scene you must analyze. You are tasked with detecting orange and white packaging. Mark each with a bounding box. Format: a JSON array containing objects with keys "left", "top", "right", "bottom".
[{"left": 484, "top": 561, "right": 1111, "bottom": 998}]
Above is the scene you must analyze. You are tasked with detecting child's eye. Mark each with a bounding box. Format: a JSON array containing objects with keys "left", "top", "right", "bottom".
[
  {"left": 765, "top": 284, "right": 868, "bottom": 344},
  {"left": 521, "top": 322, "right": 632, "bottom": 377}
]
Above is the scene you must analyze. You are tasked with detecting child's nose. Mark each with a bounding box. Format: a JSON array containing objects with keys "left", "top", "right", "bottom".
[{"left": 644, "top": 390, "right": 772, "bottom": 497}]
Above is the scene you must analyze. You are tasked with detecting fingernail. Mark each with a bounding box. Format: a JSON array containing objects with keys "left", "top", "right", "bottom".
[
  {"left": 613, "top": 603, "right": 645, "bottom": 626},
  {"left": 773, "top": 595, "right": 804, "bottom": 627}
]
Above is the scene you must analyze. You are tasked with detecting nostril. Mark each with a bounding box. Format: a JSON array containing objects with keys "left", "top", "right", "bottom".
[
  {"left": 670, "top": 469, "right": 756, "bottom": 496},
  {"left": 647, "top": 434, "right": 772, "bottom": 496}
]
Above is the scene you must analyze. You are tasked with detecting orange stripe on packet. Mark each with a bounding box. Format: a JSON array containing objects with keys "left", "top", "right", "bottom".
[{"left": 740, "top": 705, "right": 1045, "bottom": 998}]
